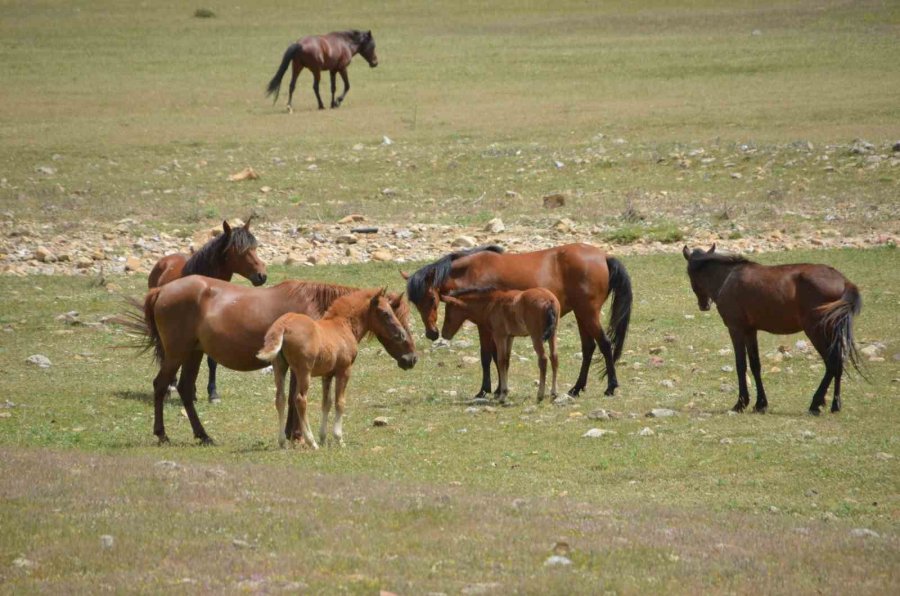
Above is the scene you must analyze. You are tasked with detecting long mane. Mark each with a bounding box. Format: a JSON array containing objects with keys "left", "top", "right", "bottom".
[
  {"left": 183, "top": 224, "right": 258, "bottom": 277},
  {"left": 687, "top": 251, "right": 751, "bottom": 273},
  {"left": 406, "top": 245, "right": 504, "bottom": 303},
  {"left": 286, "top": 281, "right": 358, "bottom": 316}
]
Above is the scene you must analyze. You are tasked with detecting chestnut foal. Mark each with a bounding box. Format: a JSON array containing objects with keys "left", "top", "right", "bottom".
[
  {"left": 440, "top": 287, "right": 561, "bottom": 403},
  {"left": 257, "top": 288, "right": 417, "bottom": 449}
]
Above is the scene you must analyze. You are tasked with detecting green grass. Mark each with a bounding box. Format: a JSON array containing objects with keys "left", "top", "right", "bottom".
[{"left": 1, "top": 248, "right": 898, "bottom": 592}]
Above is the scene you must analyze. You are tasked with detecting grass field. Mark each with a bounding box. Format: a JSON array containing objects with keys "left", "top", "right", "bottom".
[{"left": 1, "top": 0, "right": 899, "bottom": 593}]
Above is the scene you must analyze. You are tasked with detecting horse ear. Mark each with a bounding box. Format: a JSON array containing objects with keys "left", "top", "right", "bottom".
[
  {"left": 390, "top": 292, "right": 405, "bottom": 309},
  {"left": 366, "top": 30, "right": 372, "bottom": 39},
  {"left": 682, "top": 246, "right": 690, "bottom": 261},
  {"left": 222, "top": 220, "right": 232, "bottom": 236},
  {"left": 399, "top": 270, "right": 409, "bottom": 280},
  {"left": 243, "top": 215, "right": 253, "bottom": 230},
  {"left": 707, "top": 243, "right": 717, "bottom": 254}
]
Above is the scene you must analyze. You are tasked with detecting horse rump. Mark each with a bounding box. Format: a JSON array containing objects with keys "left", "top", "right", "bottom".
[{"left": 257, "top": 313, "right": 293, "bottom": 362}]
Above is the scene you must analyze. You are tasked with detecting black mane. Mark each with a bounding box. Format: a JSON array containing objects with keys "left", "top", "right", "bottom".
[
  {"left": 406, "top": 245, "right": 504, "bottom": 303},
  {"left": 687, "top": 250, "right": 752, "bottom": 273},
  {"left": 182, "top": 224, "right": 258, "bottom": 277}
]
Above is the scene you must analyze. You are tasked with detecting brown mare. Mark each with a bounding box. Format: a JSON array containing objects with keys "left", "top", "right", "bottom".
[
  {"left": 404, "top": 244, "right": 632, "bottom": 398},
  {"left": 683, "top": 244, "right": 863, "bottom": 414},
  {"left": 440, "top": 287, "right": 560, "bottom": 403},
  {"left": 257, "top": 288, "right": 417, "bottom": 449},
  {"left": 148, "top": 218, "right": 267, "bottom": 402},
  {"left": 139, "top": 276, "right": 394, "bottom": 444},
  {"left": 266, "top": 30, "right": 378, "bottom": 112}
]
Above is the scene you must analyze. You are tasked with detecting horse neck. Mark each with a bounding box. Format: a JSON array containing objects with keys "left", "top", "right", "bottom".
[
  {"left": 457, "top": 294, "right": 503, "bottom": 326},
  {"left": 323, "top": 295, "right": 373, "bottom": 342},
  {"left": 700, "top": 261, "right": 742, "bottom": 300}
]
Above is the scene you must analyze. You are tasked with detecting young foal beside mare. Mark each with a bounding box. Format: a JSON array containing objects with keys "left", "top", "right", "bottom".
[
  {"left": 683, "top": 244, "right": 863, "bottom": 414},
  {"left": 257, "top": 288, "right": 417, "bottom": 449},
  {"left": 440, "top": 287, "right": 561, "bottom": 403},
  {"left": 148, "top": 218, "right": 267, "bottom": 402}
]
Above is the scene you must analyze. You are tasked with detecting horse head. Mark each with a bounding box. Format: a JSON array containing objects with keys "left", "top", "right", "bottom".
[
  {"left": 223, "top": 217, "right": 267, "bottom": 286},
  {"left": 400, "top": 269, "right": 441, "bottom": 341},
  {"left": 438, "top": 294, "right": 469, "bottom": 341},
  {"left": 356, "top": 30, "right": 378, "bottom": 68},
  {"left": 683, "top": 244, "right": 718, "bottom": 311},
  {"left": 369, "top": 288, "right": 417, "bottom": 370}
]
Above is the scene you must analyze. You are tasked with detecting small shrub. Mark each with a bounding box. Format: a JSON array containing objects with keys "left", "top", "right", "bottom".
[{"left": 194, "top": 8, "right": 216, "bottom": 18}]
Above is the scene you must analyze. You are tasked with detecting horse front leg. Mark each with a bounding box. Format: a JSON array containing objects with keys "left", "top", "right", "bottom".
[
  {"left": 531, "top": 335, "right": 548, "bottom": 402},
  {"left": 728, "top": 328, "right": 750, "bottom": 412},
  {"left": 291, "top": 369, "right": 317, "bottom": 449},
  {"left": 273, "top": 358, "right": 288, "bottom": 447},
  {"left": 495, "top": 334, "right": 512, "bottom": 404},
  {"left": 336, "top": 68, "right": 350, "bottom": 106},
  {"left": 745, "top": 330, "right": 768, "bottom": 413},
  {"left": 319, "top": 375, "right": 333, "bottom": 446},
  {"left": 329, "top": 70, "right": 338, "bottom": 108},
  {"left": 568, "top": 321, "right": 596, "bottom": 397},
  {"left": 332, "top": 370, "right": 351, "bottom": 447}
]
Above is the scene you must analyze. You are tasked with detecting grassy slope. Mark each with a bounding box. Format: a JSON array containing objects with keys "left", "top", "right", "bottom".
[{"left": 0, "top": 248, "right": 897, "bottom": 592}]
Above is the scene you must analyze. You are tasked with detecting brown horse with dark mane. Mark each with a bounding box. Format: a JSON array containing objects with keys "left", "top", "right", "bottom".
[
  {"left": 403, "top": 244, "right": 632, "bottom": 398},
  {"left": 683, "top": 244, "right": 863, "bottom": 414},
  {"left": 258, "top": 288, "right": 416, "bottom": 449},
  {"left": 148, "top": 218, "right": 267, "bottom": 402},
  {"left": 137, "top": 277, "right": 406, "bottom": 444},
  {"left": 266, "top": 30, "right": 378, "bottom": 113}
]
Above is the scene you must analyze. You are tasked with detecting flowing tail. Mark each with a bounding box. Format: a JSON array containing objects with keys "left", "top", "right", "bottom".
[
  {"left": 818, "top": 283, "right": 865, "bottom": 378},
  {"left": 111, "top": 291, "right": 164, "bottom": 364},
  {"left": 542, "top": 302, "right": 558, "bottom": 342},
  {"left": 605, "top": 257, "right": 633, "bottom": 362},
  {"left": 257, "top": 313, "right": 294, "bottom": 362},
  {"left": 266, "top": 43, "right": 300, "bottom": 102}
]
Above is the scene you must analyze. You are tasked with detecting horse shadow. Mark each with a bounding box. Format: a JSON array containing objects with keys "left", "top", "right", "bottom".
[{"left": 113, "top": 390, "right": 153, "bottom": 403}]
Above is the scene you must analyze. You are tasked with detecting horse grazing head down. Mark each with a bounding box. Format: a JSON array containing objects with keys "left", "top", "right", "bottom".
[
  {"left": 368, "top": 289, "right": 417, "bottom": 370},
  {"left": 352, "top": 30, "right": 378, "bottom": 68}
]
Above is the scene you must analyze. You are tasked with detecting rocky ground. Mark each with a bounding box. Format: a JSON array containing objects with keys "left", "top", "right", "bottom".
[{"left": 1, "top": 213, "right": 897, "bottom": 280}]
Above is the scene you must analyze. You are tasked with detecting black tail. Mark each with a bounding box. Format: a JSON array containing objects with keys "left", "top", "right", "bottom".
[
  {"left": 542, "top": 303, "right": 558, "bottom": 342},
  {"left": 266, "top": 43, "right": 300, "bottom": 102},
  {"left": 110, "top": 292, "right": 164, "bottom": 364},
  {"left": 605, "top": 257, "right": 632, "bottom": 362},
  {"left": 819, "top": 283, "right": 865, "bottom": 378}
]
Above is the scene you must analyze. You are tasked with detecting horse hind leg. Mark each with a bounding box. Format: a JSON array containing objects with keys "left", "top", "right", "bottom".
[
  {"left": 287, "top": 63, "right": 303, "bottom": 113},
  {"left": 805, "top": 325, "right": 835, "bottom": 415},
  {"left": 319, "top": 375, "right": 333, "bottom": 446},
  {"left": 596, "top": 328, "right": 618, "bottom": 396},
  {"left": 332, "top": 372, "right": 351, "bottom": 447},
  {"left": 273, "top": 358, "right": 288, "bottom": 447},
  {"left": 745, "top": 330, "right": 768, "bottom": 413},
  {"left": 206, "top": 356, "right": 220, "bottom": 403},
  {"left": 531, "top": 335, "right": 548, "bottom": 402},
  {"left": 153, "top": 362, "right": 180, "bottom": 443},
  {"left": 176, "top": 351, "right": 214, "bottom": 444},
  {"left": 329, "top": 70, "right": 338, "bottom": 108}
]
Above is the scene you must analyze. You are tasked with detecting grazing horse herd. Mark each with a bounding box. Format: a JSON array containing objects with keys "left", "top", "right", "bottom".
[{"left": 135, "top": 220, "right": 863, "bottom": 447}]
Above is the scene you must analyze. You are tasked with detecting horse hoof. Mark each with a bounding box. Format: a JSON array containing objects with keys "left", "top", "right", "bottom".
[
  {"left": 286, "top": 106, "right": 293, "bottom": 114},
  {"left": 156, "top": 434, "right": 170, "bottom": 445},
  {"left": 604, "top": 388, "right": 617, "bottom": 397},
  {"left": 731, "top": 405, "right": 745, "bottom": 413},
  {"left": 807, "top": 408, "right": 821, "bottom": 417},
  {"left": 754, "top": 406, "right": 768, "bottom": 414},
  {"left": 198, "top": 436, "right": 216, "bottom": 446},
  {"left": 208, "top": 394, "right": 221, "bottom": 404},
  {"left": 567, "top": 388, "right": 581, "bottom": 398}
]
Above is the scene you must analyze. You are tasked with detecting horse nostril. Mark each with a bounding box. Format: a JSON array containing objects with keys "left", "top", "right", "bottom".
[{"left": 425, "top": 329, "right": 439, "bottom": 341}]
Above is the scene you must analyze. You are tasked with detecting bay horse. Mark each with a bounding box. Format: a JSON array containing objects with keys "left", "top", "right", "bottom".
[
  {"left": 138, "top": 276, "right": 406, "bottom": 444},
  {"left": 266, "top": 30, "right": 378, "bottom": 113},
  {"left": 403, "top": 244, "right": 632, "bottom": 398},
  {"left": 683, "top": 244, "right": 864, "bottom": 414},
  {"left": 257, "top": 288, "right": 417, "bottom": 449},
  {"left": 148, "top": 218, "right": 267, "bottom": 403},
  {"left": 440, "top": 287, "right": 560, "bottom": 403}
]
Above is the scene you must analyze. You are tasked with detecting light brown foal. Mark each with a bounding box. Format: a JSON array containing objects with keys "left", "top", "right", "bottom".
[
  {"left": 440, "top": 287, "right": 561, "bottom": 403},
  {"left": 257, "top": 288, "right": 416, "bottom": 449}
]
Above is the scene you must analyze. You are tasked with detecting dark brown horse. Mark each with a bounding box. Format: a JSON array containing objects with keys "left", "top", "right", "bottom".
[
  {"left": 148, "top": 218, "right": 267, "bottom": 402},
  {"left": 266, "top": 30, "right": 378, "bottom": 112},
  {"left": 258, "top": 288, "right": 416, "bottom": 449},
  {"left": 403, "top": 244, "right": 632, "bottom": 398},
  {"left": 683, "top": 244, "right": 863, "bottom": 414},
  {"left": 138, "top": 276, "right": 402, "bottom": 444}
]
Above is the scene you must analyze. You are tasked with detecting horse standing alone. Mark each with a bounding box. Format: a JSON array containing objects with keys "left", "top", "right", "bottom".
[
  {"left": 683, "top": 244, "right": 863, "bottom": 414},
  {"left": 266, "top": 30, "right": 378, "bottom": 112},
  {"left": 148, "top": 218, "right": 267, "bottom": 402},
  {"left": 440, "top": 287, "right": 561, "bottom": 403},
  {"left": 257, "top": 288, "right": 417, "bottom": 449}
]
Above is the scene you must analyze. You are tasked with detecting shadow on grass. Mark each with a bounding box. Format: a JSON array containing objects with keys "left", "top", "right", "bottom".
[{"left": 113, "top": 390, "right": 154, "bottom": 403}]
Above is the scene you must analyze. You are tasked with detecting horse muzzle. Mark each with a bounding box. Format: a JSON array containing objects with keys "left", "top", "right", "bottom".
[
  {"left": 398, "top": 353, "right": 417, "bottom": 370},
  {"left": 425, "top": 328, "right": 439, "bottom": 341},
  {"left": 252, "top": 273, "right": 267, "bottom": 286}
]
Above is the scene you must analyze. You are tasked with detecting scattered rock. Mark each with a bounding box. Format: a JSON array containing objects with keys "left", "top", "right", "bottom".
[
  {"left": 542, "top": 193, "right": 566, "bottom": 209},
  {"left": 155, "top": 460, "right": 181, "bottom": 470},
  {"left": 382, "top": 136, "right": 393, "bottom": 146},
  {"left": 227, "top": 167, "right": 259, "bottom": 181},
  {"left": 860, "top": 344, "right": 882, "bottom": 358},
  {"left": 381, "top": 188, "right": 397, "bottom": 196},
  {"left": 638, "top": 427, "right": 655, "bottom": 437},
  {"left": 659, "top": 379, "right": 675, "bottom": 389},
  {"left": 13, "top": 556, "right": 35, "bottom": 569},
  {"left": 124, "top": 256, "right": 142, "bottom": 272},
  {"left": 464, "top": 407, "right": 480, "bottom": 414},
  {"left": 451, "top": 236, "right": 477, "bottom": 248},
  {"left": 461, "top": 355, "right": 480, "bottom": 366},
  {"left": 35, "top": 246, "right": 56, "bottom": 262},
  {"left": 100, "top": 535, "right": 114, "bottom": 549},
  {"left": 338, "top": 214, "right": 365, "bottom": 224},
  {"left": 582, "top": 428, "right": 615, "bottom": 438},
  {"left": 35, "top": 166, "right": 56, "bottom": 175},
  {"left": 553, "top": 218, "right": 576, "bottom": 233},
  {"left": 544, "top": 555, "right": 572, "bottom": 567},
  {"left": 795, "top": 339, "right": 810, "bottom": 352},
  {"left": 505, "top": 190, "right": 519, "bottom": 198},
  {"left": 352, "top": 143, "right": 365, "bottom": 151},
  {"left": 373, "top": 416, "right": 390, "bottom": 427},
  {"left": 647, "top": 408, "right": 676, "bottom": 418},
  {"left": 800, "top": 430, "right": 816, "bottom": 439},
  {"left": 511, "top": 497, "right": 527, "bottom": 509},
  {"left": 371, "top": 249, "right": 393, "bottom": 262},
  {"left": 335, "top": 234, "right": 358, "bottom": 245},
  {"left": 874, "top": 452, "right": 893, "bottom": 461},
  {"left": 720, "top": 437, "right": 733, "bottom": 444},
  {"left": 25, "top": 354, "right": 51, "bottom": 368},
  {"left": 56, "top": 311, "right": 80, "bottom": 325},
  {"left": 259, "top": 186, "right": 272, "bottom": 193},
  {"left": 587, "top": 409, "right": 610, "bottom": 420},
  {"left": 849, "top": 528, "right": 879, "bottom": 539},
  {"left": 232, "top": 538, "right": 254, "bottom": 549},
  {"left": 552, "top": 395, "right": 575, "bottom": 407},
  {"left": 484, "top": 218, "right": 505, "bottom": 233}
]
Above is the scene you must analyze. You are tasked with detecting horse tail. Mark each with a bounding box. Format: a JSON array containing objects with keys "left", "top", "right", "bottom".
[
  {"left": 818, "top": 282, "right": 865, "bottom": 378},
  {"left": 257, "top": 314, "right": 292, "bottom": 362},
  {"left": 542, "top": 301, "right": 558, "bottom": 342},
  {"left": 605, "top": 257, "right": 633, "bottom": 362},
  {"left": 266, "top": 42, "right": 300, "bottom": 102}
]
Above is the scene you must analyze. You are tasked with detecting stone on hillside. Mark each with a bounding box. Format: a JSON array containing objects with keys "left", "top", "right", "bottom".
[
  {"left": 100, "top": 535, "right": 114, "bottom": 549},
  {"left": 582, "top": 428, "right": 615, "bottom": 438},
  {"left": 860, "top": 344, "right": 882, "bottom": 358},
  {"left": 35, "top": 246, "right": 56, "bottom": 262},
  {"left": 26, "top": 354, "right": 51, "bottom": 368},
  {"left": 552, "top": 395, "right": 575, "bottom": 407},
  {"left": 382, "top": 136, "right": 393, "bottom": 146},
  {"left": 338, "top": 214, "right": 365, "bottom": 224},
  {"left": 587, "top": 409, "right": 610, "bottom": 420},
  {"left": 227, "top": 167, "right": 259, "bottom": 181},
  {"left": 381, "top": 188, "right": 397, "bottom": 196},
  {"left": 461, "top": 355, "right": 480, "bottom": 366},
  {"left": 451, "top": 236, "right": 477, "bottom": 248},
  {"left": 484, "top": 218, "right": 505, "bottom": 233},
  {"left": 849, "top": 528, "right": 879, "bottom": 539},
  {"left": 505, "top": 190, "right": 519, "bottom": 198},
  {"left": 638, "top": 427, "right": 655, "bottom": 437},
  {"left": 335, "top": 234, "right": 357, "bottom": 245},
  {"left": 554, "top": 218, "right": 575, "bottom": 233},
  {"left": 647, "top": 408, "right": 676, "bottom": 418},
  {"left": 35, "top": 165, "right": 56, "bottom": 175},
  {"left": 542, "top": 193, "right": 566, "bottom": 209},
  {"left": 874, "top": 452, "right": 893, "bottom": 461},
  {"left": 352, "top": 143, "right": 365, "bottom": 151},
  {"left": 124, "top": 256, "right": 141, "bottom": 272},
  {"left": 371, "top": 249, "right": 393, "bottom": 262},
  {"left": 544, "top": 555, "right": 572, "bottom": 567},
  {"left": 373, "top": 416, "right": 390, "bottom": 427}
]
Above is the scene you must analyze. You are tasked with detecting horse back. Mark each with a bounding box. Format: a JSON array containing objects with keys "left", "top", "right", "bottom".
[{"left": 148, "top": 253, "right": 187, "bottom": 288}]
